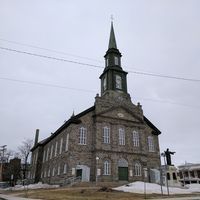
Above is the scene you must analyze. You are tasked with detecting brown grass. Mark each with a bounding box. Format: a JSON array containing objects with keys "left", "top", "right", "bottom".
[{"left": 3, "top": 185, "right": 200, "bottom": 200}]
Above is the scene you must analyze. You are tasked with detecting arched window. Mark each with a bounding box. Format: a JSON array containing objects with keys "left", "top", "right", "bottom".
[
  {"left": 57, "top": 165, "right": 60, "bottom": 175},
  {"left": 65, "top": 134, "right": 69, "bottom": 151},
  {"left": 48, "top": 168, "right": 51, "bottom": 177},
  {"left": 103, "top": 126, "right": 110, "bottom": 144},
  {"left": 79, "top": 127, "right": 87, "bottom": 145},
  {"left": 103, "top": 76, "right": 107, "bottom": 91},
  {"left": 63, "top": 164, "right": 67, "bottom": 174},
  {"left": 116, "top": 75, "right": 122, "bottom": 89},
  {"left": 119, "top": 128, "right": 125, "bottom": 145},
  {"left": 133, "top": 131, "right": 140, "bottom": 147},
  {"left": 148, "top": 136, "right": 155, "bottom": 152},
  {"left": 59, "top": 138, "right": 63, "bottom": 154},
  {"left": 103, "top": 160, "right": 111, "bottom": 175},
  {"left": 134, "top": 162, "right": 142, "bottom": 176},
  {"left": 52, "top": 167, "right": 55, "bottom": 177}
]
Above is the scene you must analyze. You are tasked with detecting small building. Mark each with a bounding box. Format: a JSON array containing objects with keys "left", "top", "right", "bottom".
[
  {"left": 0, "top": 158, "right": 21, "bottom": 185},
  {"left": 30, "top": 22, "right": 162, "bottom": 185},
  {"left": 178, "top": 163, "right": 200, "bottom": 185},
  {"left": 161, "top": 165, "right": 180, "bottom": 187}
]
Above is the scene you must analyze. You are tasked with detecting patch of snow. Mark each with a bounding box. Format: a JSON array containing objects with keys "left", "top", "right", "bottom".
[
  {"left": 4, "top": 182, "right": 59, "bottom": 191},
  {"left": 113, "top": 181, "right": 200, "bottom": 194}
]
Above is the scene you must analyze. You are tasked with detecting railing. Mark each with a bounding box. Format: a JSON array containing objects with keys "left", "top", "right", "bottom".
[{"left": 62, "top": 176, "right": 82, "bottom": 186}]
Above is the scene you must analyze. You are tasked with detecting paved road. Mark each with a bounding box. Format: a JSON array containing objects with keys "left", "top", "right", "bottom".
[
  {"left": 152, "top": 197, "right": 200, "bottom": 200},
  {"left": 0, "top": 194, "right": 40, "bottom": 200}
]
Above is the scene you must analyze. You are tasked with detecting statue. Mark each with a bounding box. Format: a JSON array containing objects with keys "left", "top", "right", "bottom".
[{"left": 164, "top": 148, "right": 175, "bottom": 166}]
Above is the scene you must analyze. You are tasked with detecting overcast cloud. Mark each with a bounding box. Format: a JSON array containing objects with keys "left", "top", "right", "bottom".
[{"left": 0, "top": 0, "right": 199, "bottom": 166}]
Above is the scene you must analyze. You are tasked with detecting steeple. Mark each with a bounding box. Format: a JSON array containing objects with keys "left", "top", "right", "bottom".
[
  {"left": 108, "top": 22, "right": 117, "bottom": 49},
  {"left": 99, "top": 22, "right": 128, "bottom": 96}
]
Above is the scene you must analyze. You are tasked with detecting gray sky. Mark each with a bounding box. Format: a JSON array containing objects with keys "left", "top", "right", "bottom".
[{"left": 0, "top": 0, "right": 199, "bottom": 166}]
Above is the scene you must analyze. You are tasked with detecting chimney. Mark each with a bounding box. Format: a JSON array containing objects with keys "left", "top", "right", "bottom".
[{"left": 34, "top": 129, "right": 39, "bottom": 146}]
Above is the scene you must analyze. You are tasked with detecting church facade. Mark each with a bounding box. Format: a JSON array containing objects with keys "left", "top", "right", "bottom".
[{"left": 30, "top": 23, "right": 161, "bottom": 184}]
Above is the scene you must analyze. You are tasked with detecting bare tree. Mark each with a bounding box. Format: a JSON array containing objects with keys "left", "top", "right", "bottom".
[{"left": 18, "top": 139, "right": 33, "bottom": 181}]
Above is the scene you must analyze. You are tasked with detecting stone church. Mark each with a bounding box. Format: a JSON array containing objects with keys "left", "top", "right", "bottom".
[{"left": 30, "top": 23, "right": 161, "bottom": 184}]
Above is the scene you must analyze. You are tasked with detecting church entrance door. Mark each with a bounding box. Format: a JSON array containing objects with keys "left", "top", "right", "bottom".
[
  {"left": 118, "top": 167, "right": 128, "bottom": 180},
  {"left": 118, "top": 158, "right": 129, "bottom": 181},
  {"left": 76, "top": 169, "right": 82, "bottom": 178}
]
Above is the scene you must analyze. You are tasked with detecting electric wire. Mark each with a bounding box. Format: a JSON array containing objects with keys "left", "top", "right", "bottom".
[
  {"left": 1, "top": 46, "right": 200, "bottom": 83},
  {"left": 0, "top": 38, "right": 102, "bottom": 63}
]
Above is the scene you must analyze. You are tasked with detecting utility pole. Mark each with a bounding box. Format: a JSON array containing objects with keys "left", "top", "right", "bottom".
[{"left": 0, "top": 145, "right": 7, "bottom": 181}]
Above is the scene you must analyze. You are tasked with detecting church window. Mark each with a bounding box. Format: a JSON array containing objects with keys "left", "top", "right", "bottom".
[
  {"left": 167, "top": 172, "right": 170, "bottom": 180},
  {"left": 133, "top": 131, "right": 140, "bottom": 147},
  {"left": 116, "top": 75, "right": 122, "bottom": 89},
  {"left": 54, "top": 141, "right": 58, "bottom": 157},
  {"left": 134, "top": 162, "right": 142, "bottom": 176},
  {"left": 63, "top": 164, "right": 67, "bottom": 174},
  {"left": 119, "top": 128, "right": 125, "bottom": 145},
  {"left": 103, "top": 160, "right": 111, "bottom": 175},
  {"left": 148, "top": 136, "right": 155, "bottom": 152},
  {"left": 46, "top": 147, "right": 49, "bottom": 161},
  {"left": 52, "top": 167, "right": 55, "bottom": 177},
  {"left": 59, "top": 138, "right": 63, "bottom": 154},
  {"left": 57, "top": 165, "right": 60, "bottom": 175},
  {"left": 48, "top": 168, "right": 50, "bottom": 177},
  {"left": 65, "top": 134, "right": 69, "bottom": 151},
  {"left": 103, "top": 126, "right": 110, "bottom": 144},
  {"left": 103, "top": 76, "right": 107, "bottom": 91},
  {"left": 173, "top": 172, "right": 177, "bottom": 180},
  {"left": 114, "top": 56, "right": 119, "bottom": 65},
  {"left": 79, "top": 127, "right": 87, "bottom": 145},
  {"left": 43, "top": 150, "right": 46, "bottom": 163},
  {"left": 106, "top": 58, "right": 109, "bottom": 66}
]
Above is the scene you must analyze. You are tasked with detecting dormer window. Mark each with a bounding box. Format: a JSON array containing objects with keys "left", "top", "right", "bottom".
[
  {"left": 106, "top": 58, "right": 109, "bottom": 66},
  {"left": 116, "top": 75, "right": 122, "bottom": 89},
  {"left": 103, "top": 76, "right": 107, "bottom": 91},
  {"left": 114, "top": 56, "right": 119, "bottom": 65}
]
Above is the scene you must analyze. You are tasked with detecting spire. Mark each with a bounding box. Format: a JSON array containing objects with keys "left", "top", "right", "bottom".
[{"left": 108, "top": 22, "right": 117, "bottom": 49}]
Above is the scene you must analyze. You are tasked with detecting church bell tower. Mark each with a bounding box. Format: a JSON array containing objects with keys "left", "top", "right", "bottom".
[{"left": 100, "top": 22, "right": 128, "bottom": 96}]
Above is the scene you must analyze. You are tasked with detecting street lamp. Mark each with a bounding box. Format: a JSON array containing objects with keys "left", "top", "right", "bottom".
[
  {"left": 96, "top": 156, "right": 99, "bottom": 185},
  {"left": 143, "top": 168, "right": 148, "bottom": 199},
  {"left": 161, "top": 152, "right": 169, "bottom": 196}
]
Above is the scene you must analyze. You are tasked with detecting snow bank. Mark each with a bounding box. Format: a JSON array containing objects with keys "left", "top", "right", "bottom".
[
  {"left": 113, "top": 181, "right": 200, "bottom": 194},
  {"left": 5, "top": 182, "right": 59, "bottom": 191}
]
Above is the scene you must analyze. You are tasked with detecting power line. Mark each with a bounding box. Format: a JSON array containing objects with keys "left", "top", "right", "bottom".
[
  {"left": 0, "top": 38, "right": 102, "bottom": 63},
  {"left": 0, "top": 77, "right": 96, "bottom": 93},
  {"left": 1, "top": 46, "right": 200, "bottom": 83},
  {"left": 0, "top": 46, "right": 103, "bottom": 69},
  {"left": 0, "top": 76, "right": 199, "bottom": 109}
]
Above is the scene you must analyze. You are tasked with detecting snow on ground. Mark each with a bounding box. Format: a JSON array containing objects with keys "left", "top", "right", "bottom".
[
  {"left": 4, "top": 182, "right": 59, "bottom": 191},
  {"left": 113, "top": 181, "right": 200, "bottom": 194}
]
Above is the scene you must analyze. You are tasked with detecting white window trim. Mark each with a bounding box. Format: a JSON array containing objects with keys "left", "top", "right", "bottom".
[
  {"left": 133, "top": 131, "right": 140, "bottom": 147},
  {"left": 103, "top": 160, "right": 111, "bottom": 175},
  {"left": 148, "top": 136, "right": 155, "bottom": 152},
  {"left": 59, "top": 138, "right": 63, "bottom": 154},
  {"left": 65, "top": 134, "right": 69, "bottom": 151},
  {"left": 57, "top": 165, "right": 60, "bottom": 176},
  {"left": 43, "top": 150, "right": 46, "bottom": 163},
  {"left": 79, "top": 127, "right": 87, "bottom": 145},
  {"left": 63, "top": 164, "right": 67, "bottom": 174},
  {"left": 103, "top": 126, "right": 110, "bottom": 144},
  {"left": 54, "top": 141, "right": 58, "bottom": 157},
  {"left": 119, "top": 128, "right": 125, "bottom": 145},
  {"left": 134, "top": 162, "right": 142, "bottom": 176}
]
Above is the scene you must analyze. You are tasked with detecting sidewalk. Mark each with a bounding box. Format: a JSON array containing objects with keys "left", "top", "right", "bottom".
[
  {"left": 151, "top": 196, "right": 200, "bottom": 200},
  {"left": 0, "top": 194, "right": 41, "bottom": 200}
]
